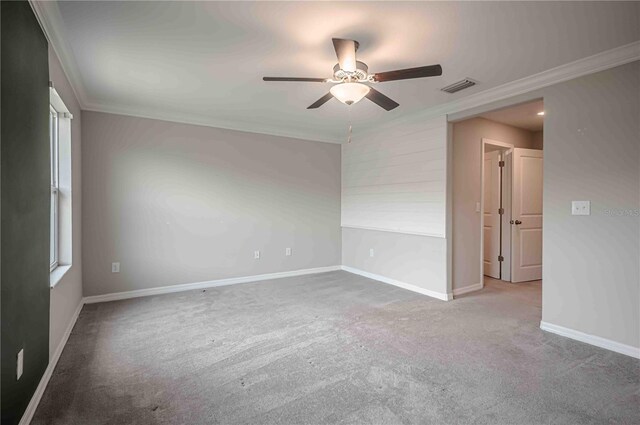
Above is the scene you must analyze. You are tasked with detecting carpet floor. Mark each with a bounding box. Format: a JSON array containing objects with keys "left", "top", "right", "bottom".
[{"left": 33, "top": 271, "right": 639, "bottom": 424}]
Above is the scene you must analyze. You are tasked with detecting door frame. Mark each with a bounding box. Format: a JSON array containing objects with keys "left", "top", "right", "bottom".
[
  {"left": 480, "top": 138, "right": 513, "bottom": 288},
  {"left": 447, "top": 96, "right": 545, "bottom": 298}
]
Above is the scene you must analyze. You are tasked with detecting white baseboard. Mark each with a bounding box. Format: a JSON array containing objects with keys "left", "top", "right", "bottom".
[
  {"left": 83, "top": 266, "right": 342, "bottom": 304},
  {"left": 19, "top": 300, "right": 84, "bottom": 425},
  {"left": 341, "top": 265, "right": 452, "bottom": 301},
  {"left": 540, "top": 321, "right": 640, "bottom": 359},
  {"left": 452, "top": 283, "right": 483, "bottom": 297}
]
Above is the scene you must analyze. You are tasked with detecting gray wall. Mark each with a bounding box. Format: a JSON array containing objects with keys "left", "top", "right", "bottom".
[
  {"left": 81, "top": 112, "right": 341, "bottom": 296},
  {"left": 540, "top": 62, "right": 639, "bottom": 348},
  {"left": 342, "top": 228, "right": 446, "bottom": 294},
  {"left": 452, "top": 117, "right": 538, "bottom": 291},
  {"left": 449, "top": 61, "right": 639, "bottom": 349},
  {"left": 48, "top": 48, "right": 83, "bottom": 359},
  {"left": 1, "top": 2, "right": 51, "bottom": 423}
]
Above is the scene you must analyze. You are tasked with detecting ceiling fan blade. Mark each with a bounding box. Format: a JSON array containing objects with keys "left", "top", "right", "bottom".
[
  {"left": 365, "top": 88, "right": 399, "bottom": 111},
  {"left": 372, "top": 64, "right": 442, "bottom": 82},
  {"left": 307, "top": 93, "right": 334, "bottom": 109},
  {"left": 263, "top": 77, "right": 328, "bottom": 82},
  {"left": 332, "top": 38, "right": 358, "bottom": 72}
]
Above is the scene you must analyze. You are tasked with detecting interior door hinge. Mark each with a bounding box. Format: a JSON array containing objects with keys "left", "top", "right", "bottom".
[
  {"left": 498, "top": 160, "right": 505, "bottom": 167},
  {"left": 498, "top": 255, "right": 504, "bottom": 262},
  {"left": 498, "top": 208, "right": 504, "bottom": 215}
]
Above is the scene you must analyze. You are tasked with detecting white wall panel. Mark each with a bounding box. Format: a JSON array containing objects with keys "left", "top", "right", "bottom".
[{"left": 342, "top": 115, "right": 447, "bottom": 237}]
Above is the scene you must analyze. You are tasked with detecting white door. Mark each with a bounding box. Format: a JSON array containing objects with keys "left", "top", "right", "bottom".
[
  {"left": 483, "top": 150, "right": 501, "bottom": 279},
  {"left": 511, "top": 148, "right": 543, "bottom": 282}
]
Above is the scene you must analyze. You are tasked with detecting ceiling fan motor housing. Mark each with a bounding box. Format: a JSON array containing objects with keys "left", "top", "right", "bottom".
[{"left": 333, "top": 61, "right": 369, "bottom": 81}]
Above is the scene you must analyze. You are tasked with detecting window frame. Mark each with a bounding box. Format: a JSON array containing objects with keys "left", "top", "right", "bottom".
[{"left": 50, "top": 104, "right": 60, "bottom": 272}]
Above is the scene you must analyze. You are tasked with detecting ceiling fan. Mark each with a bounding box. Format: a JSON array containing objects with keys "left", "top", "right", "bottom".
[{"left": 263, "top": 38, "right": 442, "bottom": 111}]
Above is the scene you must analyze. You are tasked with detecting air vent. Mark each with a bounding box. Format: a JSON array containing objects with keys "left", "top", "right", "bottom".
[{"left": 441, "top": 78, "right": 477, "bottom": 94}]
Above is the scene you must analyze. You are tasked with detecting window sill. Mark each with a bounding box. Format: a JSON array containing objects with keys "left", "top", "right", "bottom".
[{"left": 50, "top": 265, "right": 71, "bottom": 288}]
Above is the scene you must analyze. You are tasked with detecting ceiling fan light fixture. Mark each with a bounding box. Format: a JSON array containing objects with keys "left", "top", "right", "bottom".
[
  {"left": 330, "top": 82, "right": 370, "bottom": 105},
  {"left": 263, "top": 37, "right": 442, "bottom": 111}
]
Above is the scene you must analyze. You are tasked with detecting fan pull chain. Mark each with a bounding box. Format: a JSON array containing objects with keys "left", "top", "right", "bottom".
[{"left": 347, "top": 106, "right": 352, "bottom": 144}]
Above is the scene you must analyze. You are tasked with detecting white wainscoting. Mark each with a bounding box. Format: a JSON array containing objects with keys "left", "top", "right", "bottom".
[{"left": 342, "top": 116, "right": 448, "bottom": 237}]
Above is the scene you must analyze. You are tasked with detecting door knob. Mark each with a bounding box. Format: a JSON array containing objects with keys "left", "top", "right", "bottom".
[{"left": 514, "top": 220, "right": 522, "bottom": 225}]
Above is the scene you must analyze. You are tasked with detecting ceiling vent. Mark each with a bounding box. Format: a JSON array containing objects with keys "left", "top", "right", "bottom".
[{"left": 441, "top": 78, "right": 477, "bottom": 94}]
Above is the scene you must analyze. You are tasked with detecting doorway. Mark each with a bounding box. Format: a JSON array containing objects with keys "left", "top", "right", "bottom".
[
  {"left": 478, "top": 102, "right": 544, "bottom": 285},
  {"left": 450, "top": 98, "right": 545, "bottom": 295}
]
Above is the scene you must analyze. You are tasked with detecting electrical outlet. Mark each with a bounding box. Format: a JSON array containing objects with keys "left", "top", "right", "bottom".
[
  {"left": 254, "top": 250, "right": 260, "bottom": 259},
  {"left": 111, "top": 262, "right": 120, "bottom": 273},
  {"left": 285, "top": 248, "right": 291, "bottom": 256},
  {"left": 369, "top": 248, "right": 374, "bottom": 258},
  {"left": 17, "top": 349, "right": 24, "bottom": 380},
  {"left": 572, "top": 201, "right": 590, "bottom": 216}
]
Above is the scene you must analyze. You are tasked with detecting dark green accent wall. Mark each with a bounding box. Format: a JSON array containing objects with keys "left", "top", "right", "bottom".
[{"left": 1, "top": 1, "right": 51, "bottom": 424}]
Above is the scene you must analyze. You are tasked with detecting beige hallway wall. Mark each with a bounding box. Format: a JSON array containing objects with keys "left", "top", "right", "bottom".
[
  {"left": 532, "top": 131, "right": 544, "bottom": 149},
  {"left": 452, "top": 117, "right": 537, "bottom": 292}
]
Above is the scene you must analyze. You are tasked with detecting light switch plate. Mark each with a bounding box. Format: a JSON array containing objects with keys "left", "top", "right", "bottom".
[
  {"left": 254, "top": 250, "right": 260, "bottom": 259},
  {"left": 111, "top": 262, "right": 120, "bottom": 273},
  {"left": 369, "top": 248, "right": 375, "bottom": 258},
  {"left": 285, "top": 248, "right": 291, "bottom": 256},
  {"left": 572, "top": 201, "right": 590, "bottom": 216}
]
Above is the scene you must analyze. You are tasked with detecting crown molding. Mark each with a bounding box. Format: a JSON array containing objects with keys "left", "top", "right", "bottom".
[
  {"left": 30, "top": 0, "right": 90, "bottom": 109},
  {"left": 30, "top": 0, "right": 639, "bottom": 142},
  {"left": 82, "top": 101, "right": 342, "bottom": 144},
  {"left": 445, "top": 40, "right": 640, "bottom": 116},
  {"left": 356, "top": 40, "right": 640, "bottom": 136},
  {"left": 29, "top": 0, "right": 342, "bottom": 144}
]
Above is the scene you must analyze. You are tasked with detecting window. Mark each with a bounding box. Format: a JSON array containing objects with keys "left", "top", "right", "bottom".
[
  {"left": 49, "top": 86, "right": 72, "bottom": 286},
  {"left": 50, "top": 105, "right": 59, "bottom": 271}
]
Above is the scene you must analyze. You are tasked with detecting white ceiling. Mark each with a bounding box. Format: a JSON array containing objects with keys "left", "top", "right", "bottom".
[
  {"left": 480, "top": 100, "right": 545, "bottom": 132},
  {"left": 41, "top": 1, "right": 639, "bottom": 143}
]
